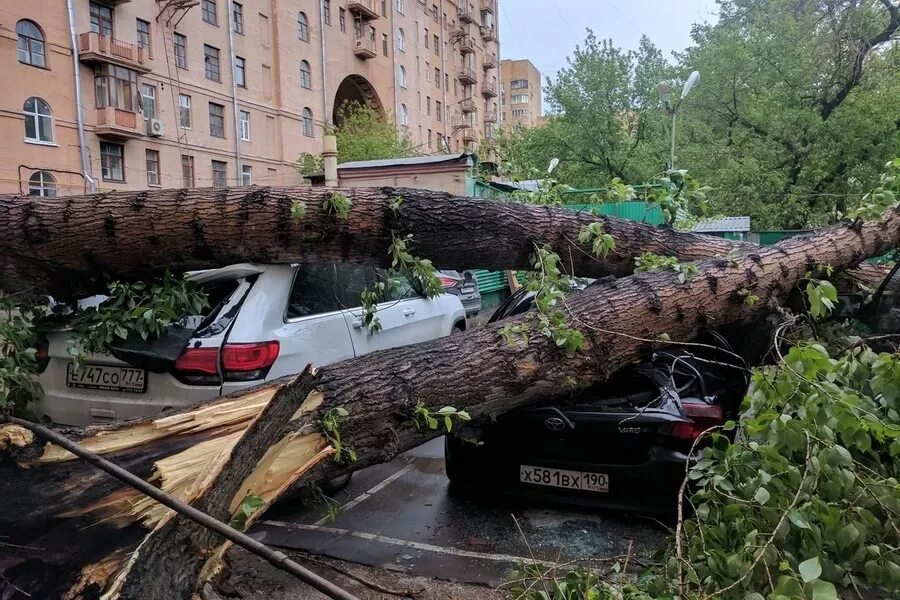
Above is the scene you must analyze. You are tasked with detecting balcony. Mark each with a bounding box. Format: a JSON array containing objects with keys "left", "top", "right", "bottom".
[
  {"left": 353, "top": 35, "right": 377, "bottom": 59},
  {"left": 457, "top": 67, "right": 477, "bottom": 85},
  {"left": 480, "top": 25, "right": 497, "bottom": 43},
  {"left": 459, "top": 35, "right": 476, "bottom": 54},
  {"left": 347, "top": 0, "right": 380, "bottom": 20},
  {"left": 480, "top": 0, "right": 494, "bottom": 12},
  {"left": 451, "top": 113, "right": 474, "bottom": 130},
  {"left": 460, "top": 97, "right": 476, "bottom": 113},
  {"left": 78, "top": 32, "right": 151, "bottom": 73},
  {"left": 457, "top": 4, "right": 476, "bottom": 24},
  {"left": 94, "top": 107, "right": 143, "bottom": 139},
  {"left": 484, "top": 109, "right": 497, "bottom": 123},
  {"left": 461, "top": 128, "right": 477, "bottom": 144},
  {"left": 481, "top": 81, "right": 498, "bottom": 97},
  {"left": 483, "top": 52, "right": 497, "bottom": 69}
]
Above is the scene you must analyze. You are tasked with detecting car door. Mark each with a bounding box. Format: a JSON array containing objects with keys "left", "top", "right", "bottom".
[
  {"left": 337, "top": 265, "right": 407, "bottom": 355},
  {"left": 387, "top": 271, "right": 451, "bottom": 345}
]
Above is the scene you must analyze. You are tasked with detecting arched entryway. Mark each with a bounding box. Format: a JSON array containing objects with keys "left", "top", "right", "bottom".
[{"left": 333, "top": 74, "right": 384, "bottom": 125}]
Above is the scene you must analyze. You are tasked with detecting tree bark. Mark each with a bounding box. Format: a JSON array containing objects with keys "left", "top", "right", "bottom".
[
  {"left": 0, "top": 186, "right": 740, "bottom": 298},
  {"left": 1, "top": 204, "right": 899, "bottom": 599}
]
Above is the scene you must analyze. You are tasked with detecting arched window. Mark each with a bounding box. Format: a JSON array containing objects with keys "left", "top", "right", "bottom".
[
  {"left": 23, "top": 97, "right": 53, "bottom": 143},
  {"left": 302, "top": 107, "right": 314, "bottom": 137},
  {"left": 399, "top": 104, "right": 408, "bottom": 126},
  {"left": 299, "top": 60, "right": 312, "bottom": 89},
  {"left": 297, "top": 12, "right": 309, "bottom": 42},
  {"left": 398, "top": 65, "right": 407, "bottom": 88},
  {"left": 28, "top": 171, "right": 57, "bottom": 197},
  {"left": 396, "top": 27, "right": 405, "bottom": 52},
  {"left": 396, "top": 0, "right": 405, "bottom": 14},
  {"left": 17, "top": 20, "right": 45, "bottom": 67}
]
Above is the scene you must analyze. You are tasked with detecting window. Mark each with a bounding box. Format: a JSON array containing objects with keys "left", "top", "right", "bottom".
[
  {"left": 181, "top": 155, "right": 195, "bottom": 187},
  {"left": 23, "top": 97, "right": 53, "bottom": 143},
  {"left": 178, "top": 94, "right": 192, "bottom": 128},
  {"left": 285, "top": 264, "right": 344, "bottom": 318},
  {"left": 90, "top": 2, "right": 113, "bottom": 36},
  {"left": 204, "top": 45, "right": 220, "bottom": 81},
  {"left": 209, "top": 102, "right": 225, "bottom": 137},
  {"left": 511, "top": 94, "right": 530, "bottom": 104},
  {"left": 94, "top": 64, "right": 139, "bottom": 110},
  {"left": 339, "top": 8, "right": 346, "bottom": 32},
  {"left": 241, "top": 164, "right": 252, "bottom": 186},
  {"left": 397, "top": 28, "right": 405, "bottom": 51},
  {"left": 239, "top": 109, "right": 250, "bottom": 140},
  {"left": 140, "top": 84, "right": 156, "bottom": 119},
  {"left": 399, "top": 103, "right": 408, "bottom": 126},
  {"left": 173, "top": 33, "right": 187, "bottom": 68},
  {"left": 435, "top": 100, "right": 441, "bottom": 120},
  {"left": 136, "top": 19, "right": 151, "bottom": 52},
  {"left": 17, "top": 20, "right": 45, "bottom": 67},
  {"left": 427, "top": 128, "right": 432, "bottom": 148},
  {"left": 299, "top": 60, "right": 312, "bottom": 89},
  {"left": 301, "top": 107, "right": 314, "bottom": 137},
  {"left": 383, "top": 33, "right": 388, "bottom": 55},
  {"left": 424, "top": 27, "right": 429, "bottom": 48},
  {"left": 212, "top": 160, "right": 227, "bottom": 187},
  {"left": 398, "top": 65, "right": 407, "bottom": 88},
  {"left": 232, "top": 2, "right": 244, "bottom": 33},
  {"left": 323, "top": 0, "right": 330, "bottom": 25},
  {"left": 434, "top": 66, "right": 440, "bottom": 86},
  {"left": 259, "top": 13, "right": 270, "bottom": 45},
  {"left": 433, "top": 34, "right": 439, "bottom": 55},
  {"left": 426, "top": 96, "right": 430, "bottom": 115},
  {"left": 298, "top": 11, "right": 309, "bottom": 41},
  {"left": 512, "top": 108, "right": 528, "bottom": 118},
  {"left": 511, "top": 79, "right": 528, "bottom": 89},
  {"left": 201, "top": 0, "right": 218, "bottom": 25},
  {"left": 235, "top": 56, "right": 246, "bottom": 87},
  {"left": 396, "top": 0, "right": 405, "bottom": 14},
  {"left": 146, "top": 149, "right": 160, "bottom": 185},
  {"left": 100, "top": 142, "right": 124, "bottom": 182},
  {"left": 28, "top": 171, "right": 56, "bottom": 197}
]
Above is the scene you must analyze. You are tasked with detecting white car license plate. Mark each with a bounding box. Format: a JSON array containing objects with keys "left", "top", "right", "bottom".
[
  {"left": 461, "top": 285, "right": 475, "bottom": 294},
  {"left": 520, "top": 465, "right": 609, "bottom": 493},
  {"left": 66, "top": 363, "right": 147, "bottom": 393}
]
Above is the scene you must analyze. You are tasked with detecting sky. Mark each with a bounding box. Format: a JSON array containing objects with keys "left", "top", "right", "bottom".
[{"left": 498, "top": 0, "right": 721, "bottom": 83}]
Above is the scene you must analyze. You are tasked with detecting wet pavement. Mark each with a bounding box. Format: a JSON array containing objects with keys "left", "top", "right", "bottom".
[{"left": 253, "top": 438, "right": 667, "bottom": 587}]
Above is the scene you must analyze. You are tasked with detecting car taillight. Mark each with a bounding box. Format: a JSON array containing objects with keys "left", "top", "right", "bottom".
[
  {"left": 35, "top": 338, "right": 50, "bottom": 373},
  {"left": 221, "top": 341, "right": 279, "bottom": 382},
  {"left": 670, "top": 400, "right": 723, "bottom": 441},
  {"left": 173, "top": 347, "right": 220, "bottom": 385},
  {"left": 438, "top": 276, "right": 457, "bottom": 288}
]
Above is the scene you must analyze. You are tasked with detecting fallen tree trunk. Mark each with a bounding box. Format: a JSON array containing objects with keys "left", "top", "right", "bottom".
[
  {"left": 0, "top": 185, "right": 740, "bottom": 298},
  {"left": 1, "top": 204, "right": 898, "bottom": 599}
]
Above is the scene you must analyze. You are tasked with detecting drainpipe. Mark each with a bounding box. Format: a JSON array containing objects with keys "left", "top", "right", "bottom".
[
  {"left": 439, "top": 1, "right": 449, "bottom": 152},
  {"left": 319, "top": 0, "right": 330, "bottom": 127},
  {"left": 226, "top": 0, "right": 243, "bottom": 184},
  {"left": 65, "top": 0, "right": 96, "bottom": 193}
]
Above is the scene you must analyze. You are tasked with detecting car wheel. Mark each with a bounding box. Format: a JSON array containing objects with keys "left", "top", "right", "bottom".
[
  {"left": 443, "top": 435, "right": 481, "bottom": 490},
  {"left": 321, "top": 472, "right": 353, "bottom": 495},
  {"left": 451, "top": 323, "right": 465, "bottom": 335}
]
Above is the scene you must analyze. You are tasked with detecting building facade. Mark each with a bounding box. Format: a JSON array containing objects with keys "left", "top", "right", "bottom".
[
  {"left": 0, "top": 0, "right": 498, "bottom": 196},
  {"left": 499, "top": 58, "right": 540, "bottom": 128}
]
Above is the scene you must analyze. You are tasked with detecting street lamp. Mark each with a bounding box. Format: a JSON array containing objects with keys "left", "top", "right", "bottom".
[{"left": 658, "top": 70, "right": 700, "bottom": 170}]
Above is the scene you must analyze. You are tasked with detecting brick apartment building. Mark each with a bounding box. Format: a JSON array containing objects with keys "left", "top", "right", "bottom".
[
  {"left": 0, "top": 0, "right": 499, "bottom": 196},
  {"left": 500, "top": 58, "right": 540, "bottom": 127}
]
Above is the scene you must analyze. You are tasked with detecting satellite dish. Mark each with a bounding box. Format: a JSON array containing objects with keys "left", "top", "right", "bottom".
[
  {"left": 547, "top": 158, "right": 560, "bottom": 174},
  {"left": 681, "top": 71, "right": 701, "bottom": 99}
]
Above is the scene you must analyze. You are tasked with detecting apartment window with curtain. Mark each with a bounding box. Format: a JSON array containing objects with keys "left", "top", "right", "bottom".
[
  {"left": 140, "top": 83, "right": 156, "bottom": 119},
  {"left": 178, "top": 94, "right": 192, "bottom": 128},
  {"left": 94, "top": 65, "right": 139, "bottom": 111},
  {"left": 201, "top": 0, "right": 218, "bottom": 25},
  {"left": 241, "top": 164, "right": 252, "bottom": 186},
  {"left": 146, "top": 149, "right": 160, "bottom": 186},
  {"left": 212, "top": 160, "right": 227, "bottom": 187},
  {"left": 136, "top": 19, "right": 151, "bottom": 52},
  {"left": 16, "top": 20, "right": 45, "bottom": 67},
  {"left": 239, "top": 110, "right": 250, "bottom": 140},
  {"left": 181, "top": 155, "right": 195, "bottom": 187},
  {"left": 232, "top": 2, "right": 244, "bottom": 33},
  {"left": 209, "top": 102, "right": 225, "bottom": 137},
  {"left": 204, "top": 45, "right": 220, "bottom": 81},
  {"left": 511, "top": 79, "right": 528, "bottom": 89},
  {"left": 90, "top": 2, "right": 113, "bottom": 36},
  {"left": 174, "top": 33, "right": 187, "bottom": 68},
  {"left": 235, "top": 56, "right": 246, "bottom": 87},
  {"left": 100, "top": 142, "right": 124, "bottom": 182}
]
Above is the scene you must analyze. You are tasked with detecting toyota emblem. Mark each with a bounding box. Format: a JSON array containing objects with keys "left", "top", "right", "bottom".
[{"left": 544, "top": 417, "right": 566, "bottom": 431}]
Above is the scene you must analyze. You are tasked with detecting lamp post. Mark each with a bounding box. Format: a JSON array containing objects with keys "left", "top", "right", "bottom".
[{"left": 657, "top": 70, "right": 700, "bottom": 170}]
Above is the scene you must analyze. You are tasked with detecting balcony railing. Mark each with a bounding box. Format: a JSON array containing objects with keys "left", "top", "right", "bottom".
[
  {"left": 480, "top": 0, "right": 494, "bottom": 11},
  {"left": 460, "top": 97, "right": 476, "bottom": 113},
  {"left": 347, "top": 0, "right": 380, "bottom": 20},
  {"left": 451, "top": 113, "right": 474, "bottom": 130},
  {"left": 457, "top": 4, "right": 476, "bottom": 23},
  {"left": 461, "top": 128, "right": 477, "bottom": 143},
  {"left": 353, "top": 35, "right": 377, "bottom": 59},
  {"left": 94, "top": 107, "right": 143, "bottom": 139},
  {"left": 484, "top": 109, "right": 497, "bottom": 123},
  {"left": 457, "top": 67, "right": 477, "bottom": 85},
  {"left": 459, "top": 35, "right": 476, "bottom": 54},
  {"left": 480, "top": 25, "right": 497, "bottom": 42},
  {"left": 483, "top": 52, "right": 497, "bottom": 69},
  {"left": 481, "top": 81, "right": 498, "bottom": 97},
  {"left": 78, "top": 32, "right": 150, "bottom": 72}
]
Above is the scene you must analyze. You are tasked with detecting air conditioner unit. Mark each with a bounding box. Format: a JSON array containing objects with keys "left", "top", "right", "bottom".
[{"left": 147, "top": 118, "right": 165, "bottom": 137}]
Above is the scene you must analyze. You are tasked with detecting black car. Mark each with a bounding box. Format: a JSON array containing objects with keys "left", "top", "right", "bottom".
[{"left": 444, "top": 286, "right": 749, "bottom": 514}]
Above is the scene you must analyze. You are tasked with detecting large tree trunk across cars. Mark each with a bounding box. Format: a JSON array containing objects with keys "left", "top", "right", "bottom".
[
  {"left": 0, "top": 185, "right": 742, "bottom": 298},
  {"left": 1, "top": 203, "right": 899, "bottom": 600}
]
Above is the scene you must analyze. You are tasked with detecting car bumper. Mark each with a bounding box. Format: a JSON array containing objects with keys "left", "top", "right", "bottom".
[{"left": 459, "top": 294, "right": 481, "bottom": 316}]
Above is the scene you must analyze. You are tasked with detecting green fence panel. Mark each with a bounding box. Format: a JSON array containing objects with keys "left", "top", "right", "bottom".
[
  {"left": 561, "top": 201, "right": 666, "bottom": 225},
  {"left": 474, "top": 270, "right": 508, "bottom": 294},
  {"left": 758, "top": 230, "right": 811, "bottom": 245}
]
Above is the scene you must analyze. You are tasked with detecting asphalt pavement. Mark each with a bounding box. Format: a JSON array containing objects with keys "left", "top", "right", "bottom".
[{"left": 253, "top": 438, "right": 667, "bottom": 587}]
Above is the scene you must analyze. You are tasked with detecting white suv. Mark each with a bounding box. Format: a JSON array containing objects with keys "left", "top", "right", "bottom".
[{"left": 34, "top": 263, "right": 466, "bottom": 426}]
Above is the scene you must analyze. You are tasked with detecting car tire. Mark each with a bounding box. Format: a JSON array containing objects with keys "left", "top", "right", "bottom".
[
  {"left": 321, "top": 472, "right": 353, "bottom": 495},
  {"left": 443, "top": 435, "right": 481, "bottom": 489}
]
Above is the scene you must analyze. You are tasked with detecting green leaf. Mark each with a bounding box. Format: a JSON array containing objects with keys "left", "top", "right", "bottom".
[
  {"left": 806, "top": 580, "right": 838, "bottom": 600},
  {"left": 754, "top": 487, "right": 771, "bottom": 505},
  {"left": 836, "top": 523, "right": 860, "bottom": 550},
  {"left": 798, "top": 556, "right": 822, "bottom": 582}
]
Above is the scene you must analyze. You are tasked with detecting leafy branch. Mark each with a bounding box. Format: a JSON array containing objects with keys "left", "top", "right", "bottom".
[
  {"left": 322, "top": 192, "right": 352, "bottom": 219},
  {"left": 634, "top": 252, "right": 699, "bottom": 283},
  {"left": 321, "top": 406, "right": 357, "bottom": 463},
  {"left": 411, "top": 403, "right": 471, "bottom": 432}
]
